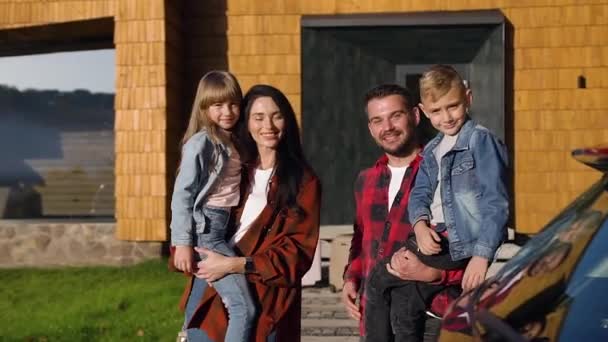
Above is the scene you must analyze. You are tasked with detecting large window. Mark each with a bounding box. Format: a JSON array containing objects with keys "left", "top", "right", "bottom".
[{"left": 0, "top": 49, "right": 115, "bottom": 218}]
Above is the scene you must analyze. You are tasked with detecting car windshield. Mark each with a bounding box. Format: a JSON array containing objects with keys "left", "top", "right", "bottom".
[{"left": 442, "top": 175, "right": 608, "bottom": 341}]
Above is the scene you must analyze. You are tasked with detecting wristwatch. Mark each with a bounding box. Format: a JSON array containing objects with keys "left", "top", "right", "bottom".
[{"left": 244, "top": 257, "right": 255, "bottom": 274}]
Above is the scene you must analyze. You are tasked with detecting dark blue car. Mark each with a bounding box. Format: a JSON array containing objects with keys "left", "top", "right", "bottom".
[{"left": 438, "top": 146, "right": 608, "bottom": 342}]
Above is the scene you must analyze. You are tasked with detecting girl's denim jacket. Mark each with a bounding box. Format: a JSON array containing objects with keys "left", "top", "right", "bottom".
[
  {"left": 408, "top": 119, "right": 509, "bottom": 261},
  {"left": 170, "top": 131, "right": 233, "bottom": 246}
]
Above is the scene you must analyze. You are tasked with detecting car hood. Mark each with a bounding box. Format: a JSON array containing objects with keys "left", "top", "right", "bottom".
[{"left": 439, "top": 146, "right": 608, "bottom": 341}]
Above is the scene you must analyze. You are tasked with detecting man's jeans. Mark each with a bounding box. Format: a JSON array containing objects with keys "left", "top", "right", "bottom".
[
  {"left": 187, "top": 205, "right": 256, "bottom": 342},
  {"left": 184, "top": 277, "right": 276, "bottom": 342}
]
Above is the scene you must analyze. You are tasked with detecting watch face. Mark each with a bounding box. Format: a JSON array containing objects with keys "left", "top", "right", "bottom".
[{"left": 245, "top": 258, "right": 254, "bottom": 272}]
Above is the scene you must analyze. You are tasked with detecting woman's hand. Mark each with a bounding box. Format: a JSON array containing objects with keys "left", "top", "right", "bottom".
[
  {"left": 193, "top": 247, "right": 242, "bottom": 282},
  {"left": 173, "top": 245, "right": 194, "bottom": 273}
]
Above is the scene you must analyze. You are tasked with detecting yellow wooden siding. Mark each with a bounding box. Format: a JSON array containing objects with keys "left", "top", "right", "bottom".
[
  {"left": 221, "top": 0, "right": 608, "bottom": 234},
  {"left": 2, "top": 0, "right": 607, "bottom": 239},
  {"left": 113, "top": 0, "right": 169, "bottom": 241},
  {"left": 0, "top": 0, "right": 117, "bottom": 29}
]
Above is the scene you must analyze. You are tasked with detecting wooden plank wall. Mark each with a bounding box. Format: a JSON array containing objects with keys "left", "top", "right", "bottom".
[
  {"left": 0, "top": 0, "right": 116, "bottom": 28},
  {"left": 113, "top": 0, "right": 170, "bottom": 241},
  {"left": 219, "top": 0, "right": 608, "bottom": 234}
]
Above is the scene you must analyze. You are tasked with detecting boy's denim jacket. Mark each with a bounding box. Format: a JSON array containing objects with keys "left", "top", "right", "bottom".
[
  {"left": 170, "top": 131, "right": 233, "bottom": 246},
  {"left": 408, "top": 119, "right": 509, "bottom": 261}
]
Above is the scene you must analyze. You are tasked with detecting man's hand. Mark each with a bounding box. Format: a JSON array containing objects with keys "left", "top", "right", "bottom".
[
  {"left": 414, "top": 221, "right": 441, "bottom": 255},
  {"left": 173, "top": 245, "right": 194, "bottom": 273},
  {"left": 462, "top": 256, "right": 488, "bottom": 292},
  {"left": 341, "top": 281, "right": 361, "bottom": 321},
  {"left": 387, "top": 247, "right": 442, "bottom": 282}
]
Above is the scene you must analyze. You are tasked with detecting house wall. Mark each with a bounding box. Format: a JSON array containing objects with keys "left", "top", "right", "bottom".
[
  {"left": 1, "top": 0, "right": 606, "bottom": 240},
  {"left": 219, "top": 0, "right": 608, "bottom": 234}
]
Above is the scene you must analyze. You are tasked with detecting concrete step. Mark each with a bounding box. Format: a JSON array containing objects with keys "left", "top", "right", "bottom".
[{"left": 496, "top": 242, "right": 521, "bottom": 261}]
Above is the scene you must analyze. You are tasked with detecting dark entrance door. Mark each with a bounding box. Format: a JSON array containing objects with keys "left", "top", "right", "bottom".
[{"left": 302, "top": 10, "right": 506, "bottom": 225}]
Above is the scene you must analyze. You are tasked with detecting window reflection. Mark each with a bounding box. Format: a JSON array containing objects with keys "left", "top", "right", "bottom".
[{"left": 0, "top": 50, "right": 114, "bottom": 219}]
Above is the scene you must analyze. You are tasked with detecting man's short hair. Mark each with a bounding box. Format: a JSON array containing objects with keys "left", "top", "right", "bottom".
[
  {"left": 419, "top": 64, "right": 466, "bottom": 103},
  {"left": 364, "top": 84, "right": 415, "bottom": 112}
]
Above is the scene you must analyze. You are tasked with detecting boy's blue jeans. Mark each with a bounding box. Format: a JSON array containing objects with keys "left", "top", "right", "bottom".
[
  {"left": 186, "top": 205, "right": 257, "bottom": 342},
  {"left": 365, "top": 227, "right": 466, "bottom": 342}
]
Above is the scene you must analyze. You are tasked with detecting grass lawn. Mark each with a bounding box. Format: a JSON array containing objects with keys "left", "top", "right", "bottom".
[{"left": 0, "top": 259, "right": 188, "bottom": 341}]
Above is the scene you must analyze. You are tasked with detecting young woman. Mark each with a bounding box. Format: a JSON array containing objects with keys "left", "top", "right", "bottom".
[{"left": 180, "top": 84, "right": 321, "bottom": 342}]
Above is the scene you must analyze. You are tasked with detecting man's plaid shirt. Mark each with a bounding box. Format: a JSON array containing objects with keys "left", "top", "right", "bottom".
[{"left": 344, "top": 153, "right": 463, "bottom": 335}]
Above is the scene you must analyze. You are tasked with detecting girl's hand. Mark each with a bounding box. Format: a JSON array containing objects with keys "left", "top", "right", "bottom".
[
  {"left": 174, "top": 245, "right": 195, "bottom": 273},
  {"left": 414, "top": 221, "right": 442, "bottom": 255},
  {"left": 462, "top": 256, "right": 489, "bottom": 292},
  {"left": 193, "top": 247, "right": 236, "bottom": 282}
]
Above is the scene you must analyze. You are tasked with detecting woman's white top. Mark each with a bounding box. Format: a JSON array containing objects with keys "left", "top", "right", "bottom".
[{"left": 228, "top": 167, "right": 274, "bottom": 246}]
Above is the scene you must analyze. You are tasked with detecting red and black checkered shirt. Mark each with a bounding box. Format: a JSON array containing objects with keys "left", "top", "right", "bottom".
[{"left": 344, "top": 153, "right": 463, "bottom": 335}]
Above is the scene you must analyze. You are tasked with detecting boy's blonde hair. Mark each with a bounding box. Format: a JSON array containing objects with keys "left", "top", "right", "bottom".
[
  {"left": 419, "top": 64, "right": 467, "bottom": 103},
  {"left": 182, "top": 70, "right": 243, "bottom": 146}
]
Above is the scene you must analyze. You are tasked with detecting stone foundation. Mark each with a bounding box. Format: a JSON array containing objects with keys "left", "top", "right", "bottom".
[{"left": 0, "top": 220, "right": 162, "bottom": 268}]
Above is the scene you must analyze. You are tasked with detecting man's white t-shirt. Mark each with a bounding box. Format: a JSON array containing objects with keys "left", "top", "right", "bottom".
[
  {"left": 387, "top": 164, "right": 409, "bottom": 209},
  {"left": 228, "top": 167, "right": 273, "bottom": 247}
]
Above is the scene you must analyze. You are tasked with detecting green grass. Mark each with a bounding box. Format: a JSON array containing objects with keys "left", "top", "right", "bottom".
[{"left": 0, "top": 259, "right": 188, "bottom": 341}]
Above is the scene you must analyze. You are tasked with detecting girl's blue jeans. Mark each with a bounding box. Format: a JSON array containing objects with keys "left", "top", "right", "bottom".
[{"left": 185, "top": 205, "right": 257, "bottom": 342}]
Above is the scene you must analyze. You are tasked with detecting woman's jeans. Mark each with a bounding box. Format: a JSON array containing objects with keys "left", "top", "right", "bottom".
[
  {"left": 186, "top": 205, "right": 257, "bottom": 342},
  {"left": 185, "top": 277, "right": 276, "bottom": 342}
]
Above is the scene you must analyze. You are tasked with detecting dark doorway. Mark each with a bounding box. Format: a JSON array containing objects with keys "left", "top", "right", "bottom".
[{"left": 302, "top": 10, "right": 505, "bottom": 225}]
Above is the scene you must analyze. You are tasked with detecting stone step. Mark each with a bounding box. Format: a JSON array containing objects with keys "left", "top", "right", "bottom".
[
  {"left": 26, "top": 164, "right": 114, "bottom": 172},
  {"left": 302, "top": 319, "right": 357, "bottom": 328},
  {"left": 302, "top": 337, "right": 360, "bottom": 342},
  {"left": 302, "top": 304, "right": 345, "bottom": 312},
  {"left": 26, "top": 159, "right": 114, "bottom": 167},
  {"left": 301, "top": 326, "right": 359, "bottom": 337}
]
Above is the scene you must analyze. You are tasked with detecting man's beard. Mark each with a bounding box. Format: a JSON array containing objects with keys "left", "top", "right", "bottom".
[{"left": 379, "top": 133, "right": 416, "bottom": 157}]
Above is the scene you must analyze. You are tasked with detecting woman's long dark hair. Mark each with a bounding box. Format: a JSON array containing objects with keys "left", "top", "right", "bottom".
[{"left": 239, "top": 84, "right": 311, "bottom": 217}]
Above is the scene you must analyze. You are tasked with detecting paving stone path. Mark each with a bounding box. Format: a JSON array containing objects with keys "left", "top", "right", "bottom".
[{"left": 301, "top": 286, "right": 359, "bottom": 342}]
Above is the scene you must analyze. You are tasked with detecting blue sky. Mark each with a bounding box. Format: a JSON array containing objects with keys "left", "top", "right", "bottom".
[{"left": 0, "top": 49, "right": 115, "bottom": 93}]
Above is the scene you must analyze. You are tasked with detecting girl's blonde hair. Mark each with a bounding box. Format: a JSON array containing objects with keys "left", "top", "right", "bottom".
[{"left": 182, "top": 70, "right": 243, "bottom": 146}]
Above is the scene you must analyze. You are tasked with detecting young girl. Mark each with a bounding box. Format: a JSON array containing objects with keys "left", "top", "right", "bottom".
[{"left": 170, "top": 70, "right": 256, "bottom": 342}]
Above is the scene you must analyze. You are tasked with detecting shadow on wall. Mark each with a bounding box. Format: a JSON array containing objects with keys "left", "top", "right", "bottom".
[
  {"left": 0, "top": 85, "right": 115, "bottom": 218},
  {"left": 165, "top": 0, "right": 229, "bottom": 182},
  {"left": 163, "top": 0, "right": 229, "bottom": 255},
  {"left": 504, "top": 18, "right": 516, "bottom": 230}
]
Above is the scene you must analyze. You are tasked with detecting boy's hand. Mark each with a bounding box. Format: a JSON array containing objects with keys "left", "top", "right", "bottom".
[
  {"left": 414, "top": 221, "right": 441, "bottom": 255},
  {"left": 174, "top": 245, "right": 194, "bottom": 274},
  {"left": 462, "top": 256, "right": 488, "bottom": 292}
]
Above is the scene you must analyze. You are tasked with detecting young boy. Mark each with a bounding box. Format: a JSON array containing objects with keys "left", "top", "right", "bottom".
[{"left": 364, "top": 64, "right": 509, "bottom": 342}]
